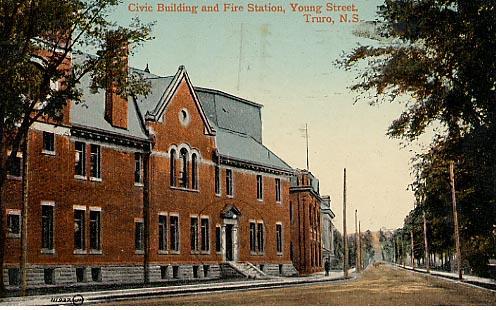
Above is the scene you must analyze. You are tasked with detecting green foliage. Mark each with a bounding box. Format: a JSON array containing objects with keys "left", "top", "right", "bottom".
[{"left": 340, "top": 0, "right": 495, "bottom": 277}]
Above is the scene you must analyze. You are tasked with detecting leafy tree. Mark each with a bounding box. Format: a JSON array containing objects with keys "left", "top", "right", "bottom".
[
  {"left": 0, "top": 0, "right": 153, "bottom": 295},
  {"left": 340, "top": 0, "right": 495, "bottom": 276}
]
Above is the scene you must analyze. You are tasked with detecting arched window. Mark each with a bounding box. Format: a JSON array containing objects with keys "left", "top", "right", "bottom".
[
  {"left": 170, "top": 149, "right": 176, "bottom": 186},
  {"left": 180, "top": 148, "right": 189, "bottom": 188},
  {"left": 191, "top": 153, "right": 198, "bottom": 189}
]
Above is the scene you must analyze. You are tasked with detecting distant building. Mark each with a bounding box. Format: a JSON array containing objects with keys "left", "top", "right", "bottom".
[
  {"left": 289, "top": 170, "right": 323, "bottom": 274},
  {"left": 320, "top": 195, "right": 335, "bottom": 268}
]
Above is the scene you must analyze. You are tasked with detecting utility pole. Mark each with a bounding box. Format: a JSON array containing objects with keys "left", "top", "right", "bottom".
[
  {"left": 355, "top": 209, "right": 359, "bottom": 272},
  {"left": 358, "top": 220, "right": 362, "bottom": 269},
  {"left": 410, "top": 230, "right": 415, "bottom": 270},
  {"left": 449, "top": 161, "right": 462, "bottom": 280},
  {"left": 423, "top": 211, "right": 430, "bottom": 273},
  {"left": 20, "top": 136, "right": 29, "bottom": 296},
  {"left": 343, "top": 168, "right": 348, "bottom": 278},
  {"left": 305, "top": 124, "right": 309, "bottom": 171}
]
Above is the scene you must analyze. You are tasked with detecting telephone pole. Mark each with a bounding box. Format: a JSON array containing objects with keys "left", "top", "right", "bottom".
[
  {"left": 423, "top": 211, "right": 430, "bottom": 273},
  {"left": 343, "top": 168, "right": 348, "bottom": 278},
  {"left": 358, "top": 220, "right": 362, "bottom": 269},
  {"left": 355, "top": 209, "right": 359, "bottom": 272},
  {"left": 410, "top": 230, "right": 415, "bottom": 270},
  {"left": 449, "top": 161, "right": 462, "bottom": 280}
]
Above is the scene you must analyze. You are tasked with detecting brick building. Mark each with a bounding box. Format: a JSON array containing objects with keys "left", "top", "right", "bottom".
[
  {"left": 2, "top": 50, "right": 299, "bottom": 288},
  {"left": 289, "top": 170, "right": 324, "bottom": 274}
]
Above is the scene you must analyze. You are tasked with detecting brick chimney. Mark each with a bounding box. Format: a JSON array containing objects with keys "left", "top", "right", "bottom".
[{"left": 104, "top": 32, "right": 129, "bottom": 129}]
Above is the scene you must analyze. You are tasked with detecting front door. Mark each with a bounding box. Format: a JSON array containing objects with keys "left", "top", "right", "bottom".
[{"left": 225, "top": 224, "right": 234, "bottom": 261}]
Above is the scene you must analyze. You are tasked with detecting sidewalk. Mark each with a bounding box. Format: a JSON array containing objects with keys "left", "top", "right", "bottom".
[
  {"left": 0, "top": 269, "right": 355, "bottom": 306},
  {"left": 396, "top": 264, "right": 495, "bottom": 289}
]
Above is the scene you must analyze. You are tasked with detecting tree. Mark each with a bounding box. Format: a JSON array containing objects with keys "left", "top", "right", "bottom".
[
  {"left": 0, "top": 0, "right": 153, "bottom": 295},
  {"left": 340, "top": 0, "right": 495, "bottom": 277}
]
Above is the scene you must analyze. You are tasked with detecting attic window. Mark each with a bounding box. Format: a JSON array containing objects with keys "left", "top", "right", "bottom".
[{"left": 179, "top": 109, "right": 190, "bottom": 126}]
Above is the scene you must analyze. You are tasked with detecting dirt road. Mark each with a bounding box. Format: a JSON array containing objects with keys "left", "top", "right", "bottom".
[{"left": 103, "top": 263, "right": 495, "bottom": 306}]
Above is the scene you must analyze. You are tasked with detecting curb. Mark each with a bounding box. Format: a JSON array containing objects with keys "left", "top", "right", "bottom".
[
  {"left": 1, "top": 273, "right": 354, "bottom": 306},
  {"left": 394, "top": 264, "right": 496, "bottom": 292}
]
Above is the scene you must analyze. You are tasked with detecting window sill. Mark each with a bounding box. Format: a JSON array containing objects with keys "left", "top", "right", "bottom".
[
  {"left": 134, "top": 182, "right": 144, "bottom": 187},
  {"left": 73, "top": 249, "right": 87, "bottom": 255},
  {"left": 215, "top": 193, "right": 221, "bottom": 197},
  {"left": 135, "top": 250, "right": 144, "bottom": 255},
  {"left": 226, "top": 195, "right": 234, "bottom": 199},
  {"left": 41, "top": 150, "right": 56, "bottom": 156},
  {"left": 276, "top": 201, "right": 282, "bottom": 204},
  {"left": 250, "top": 251, "right": 265, "bottom": 256},
  {"left": 74, "top": 175, "right": 87, "bottom": 181},
  {"left": 90, "top": 177, "right": 102, "bottom": 182},
  {"left": 89, "top": 249, "right": 103, "bottom": 255},
  {"left": 170, "top": 186, "right": 199, "bottom": 193},
  {"left": 277, "top": 252, "right": 284, "bottom": 256},
  {"left": 257, "top": 199, "right": 263, "bottom": 203},
  {"left": 41, "top": 249, "right": 55, "bottom": 255},
  {"left": 158, "top": 250, "right": 169, "bottom": 255},
  {"left": 200, "top": 251, "right": 210, "bottom": 255},
  {"left": 169, "top": 250, "right": 180, "bottom": 255},
  {"left": 7, "top": 175, "right": 21, "bottom": 181},
  {"left": 7, "top": 233, "right": 20, "bottom": 239}
]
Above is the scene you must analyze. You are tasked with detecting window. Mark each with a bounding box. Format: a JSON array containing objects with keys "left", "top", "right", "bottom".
[
  {"left": 135, "top": 220, "right": 144, "bottom": 252},
  {"left": 215, "top": 226, "right": 221, "bottom": 252},
  {"left": 180, "top": 148, "right": 189, "bottom": 188},
  {"left": 44, "top": 268, "right": 55, "bottom": 285},
  {"left": 8, "top": 268, "right": 20, "bottom": 286},
  {"left": 160, "top": 266, "right": 168, "bottom": 279},
  {"left": 289, "top": 202, "right": 294, "bottom": 224},
  {"left": 275, "top": 178, "right": 281, "bottom": 202},
  {"left": 250, "top": 222, "right": 256, "bottom": 252},
  {"left": 7, "top": 153, "right": 21, "bottom": 177},
  {"left": 76, "top": 267, "right": 85, "bottom": 282},
  {"left": 276, "top": 224, "right": 283, "bottom": 253},
  {"left": 169, "top": 215, "right": 179, "bottom": 252},
  {"left": 135, "top": 153, "right": 143, "bottom": 184},
  {"left": 191, "top": 153, "right": 198, "bottom": 189},
  {"left": 42, "top": 205, "right": 54, "bottom": 250},
  {"left": 190, "top": 217, "right": 198, "bottom": 252},
  {"left": 91, "top": 267, "right": 102, "bottom": 282},
  {"left": 75, "top": 142, "right": 86, "bottom": 177},
  {"left": 170, "top": 149, "right": 176, "bottom": 186},
  {"left": 201, "top": 218, "right": 209, "bottom": 252},
  {"left": 226, "top": 169, "right": 233, "bottom": 196},
  {"left": 257, "top": 175, "right": 263, "bottom": 200},
  {"left": 42, "top": 131, "right": 55, "bottom": 154},
  {"left": 257, "top": 223, "right": 264, "bottom": 253},
  {"left": 74, "top": 209, "right": 85, "bottom": 251},
  {"left": 90, "top": 210, "right": 101, "bottom": 251},
  {"left": 159, "top": 215, "right": 167, "bottom": 251},
  {"left": 215, "top": 166, "right": 221, "bottom": 195},
  {"left": 7, "top": 211, "right": 20, "bottom": 237},
  {"left": 90, "top": 144, "right": 101, "bottom": 179}
]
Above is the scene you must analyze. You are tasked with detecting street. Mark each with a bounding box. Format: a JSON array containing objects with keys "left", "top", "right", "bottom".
[{"left": 102, "top": 263, "right": 495, "bottom": 306}]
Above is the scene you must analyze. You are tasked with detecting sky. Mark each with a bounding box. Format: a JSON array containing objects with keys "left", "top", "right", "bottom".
[{"left": 112, "top": 0, "right": 417, "bottom": 233}]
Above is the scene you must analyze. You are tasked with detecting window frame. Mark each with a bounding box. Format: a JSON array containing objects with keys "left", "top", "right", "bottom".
[
  {"left": 158, "top": 214, "right": 168, "bottom": 253},
  {"left": 41, "top": 202, "right": 55, "bottom": 253},
  {"left": 6, "top": 210, "right": 21, "bottom": 238},
  {"left": 42, "top": 131, "right": 56, "bottom": 155},
  {"left": 215, "top": 166, "right": 221, "bottom": 196},
  {"left": 169, "top": 149, "right": 177, "bottom": 187},
  {"left": 200, "top": 217, "right": 210, "bottom": 253},
  {"left": 169, "top": 214, "right": 180, "bottom": 253},
  {"left": 191, "top": 153, "right": 198, "bottom": 190},
  {"left": 226, "top": 169, "right": 233, "bottom": 197},
  {"left": 135, "top": 218, "right": 145, "bottom": 254},
  {"left": 190, "top": 216, "right": 199, "bottom": 253},
  {"left": 276, "top": 223, "right": 283, "bottom": 255},
  {"left": 90, "top": 144, "right": 101, "bottom": 181},
  {"left": 134, "top": 153, "right": 143, "bottom": 185},
  {"left": 249, "top": 221, "right": 256, "bottom": 253},
  {"left": 215, "top": 225, "right": 222, "bottom": 253},
  {"left": 275, "top": 178, "right": 281, "bottom": 202},
  {"left": 179, "top": 148, "right": 189, "bottom": 188},
  {"left": 74, "top": 141, "right": 86, "bottom": 179},
  {"left": 257, "top": 222, "right": 265, "bottom": 254},
  {"left": 73, "top": 207, "right": 86, "bottom": 254},
  {"left": 6, "top": 151, "right": 22, "bottom": 179},
  {"left": 256, "top": 175, "right": 263, "bottom": 201},
  {"left": 89, "top": 208, "right": 102, "bottom": 253}
]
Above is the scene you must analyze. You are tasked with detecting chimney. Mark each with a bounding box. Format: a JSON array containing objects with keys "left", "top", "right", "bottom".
[{"left": 104, "top": 32, "right": 129, "bottom": 129}]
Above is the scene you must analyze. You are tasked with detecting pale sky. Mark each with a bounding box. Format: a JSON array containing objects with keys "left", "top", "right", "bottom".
[{"left": 112, "top": 0, "right": 416, "bottom": 233}]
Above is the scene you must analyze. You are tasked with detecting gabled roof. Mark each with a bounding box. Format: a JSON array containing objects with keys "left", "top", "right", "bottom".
[{"left": 135, "top": 66, "right": 215, "bottom": 135}]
